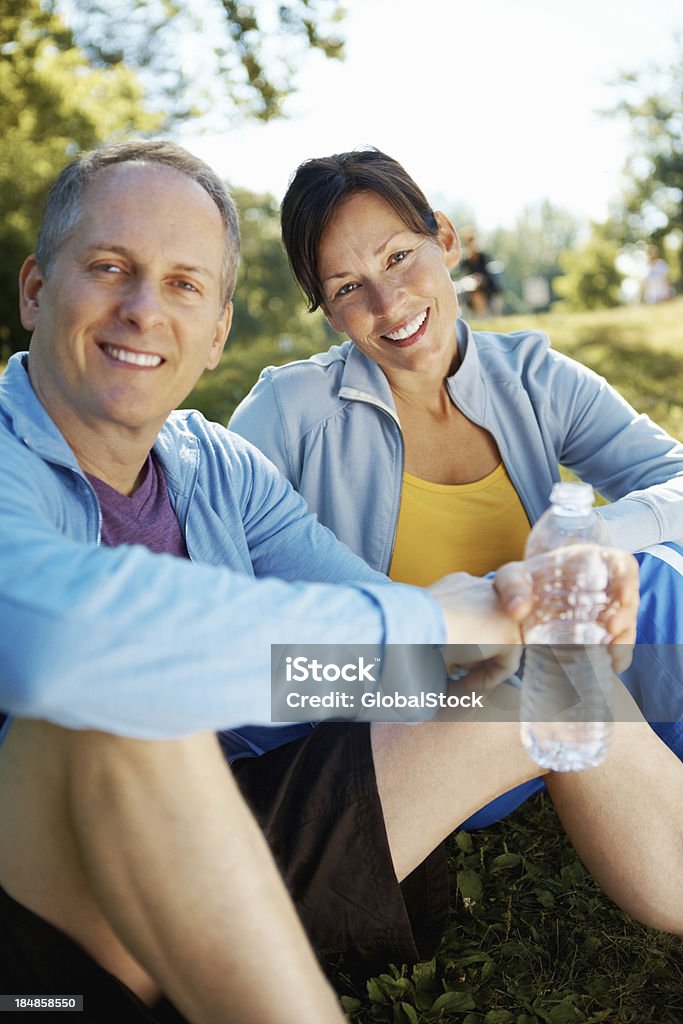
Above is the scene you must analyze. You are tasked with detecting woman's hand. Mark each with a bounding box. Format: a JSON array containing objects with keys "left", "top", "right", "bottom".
[
  {"left": 495, "top": 544, "right": 639, "bottom": 674},
  {"left": 429, "top": 545, "right": 639, "bottom": 677}
]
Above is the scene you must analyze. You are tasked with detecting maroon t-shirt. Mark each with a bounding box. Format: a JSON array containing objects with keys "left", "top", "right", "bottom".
[{"left": 86, "top": 454, "right": 188, "bottom": 557}]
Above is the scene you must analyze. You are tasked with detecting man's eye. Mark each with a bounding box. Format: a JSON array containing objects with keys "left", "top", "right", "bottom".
[
  {"left": 174, "top": 280, "right": 199, "bottom": 292},
  {"left": 93, "top": 263, "right": 122, "bottom": 274},
  {"left": 389, "top": 250, "right": 410, "bottom": 265}
]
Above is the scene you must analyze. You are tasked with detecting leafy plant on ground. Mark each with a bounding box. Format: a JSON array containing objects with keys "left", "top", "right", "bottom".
[{"left": 329, "top": 795, "right": 683, "bottom": 1023}]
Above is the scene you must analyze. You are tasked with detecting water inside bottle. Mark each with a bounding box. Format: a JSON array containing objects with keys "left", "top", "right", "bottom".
[{"left": 520, "top": 642, "right": 614, "bottom": 771}]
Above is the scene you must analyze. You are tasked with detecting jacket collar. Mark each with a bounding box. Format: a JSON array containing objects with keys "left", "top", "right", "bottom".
[
  {"left": 338, "top": 340, "right": 395, "bottom": 413},
  {"left": 0, "top": 352, "right": 82, "bottom": 471},
  {"left": 445, "top": 317, "right": 488, "bottom": 421},
  {"left": 337, "top": 317, "right": 486, "bottom": 419},
  {"left": 0, "top": 351, "right": 191, "bottom": 490}
]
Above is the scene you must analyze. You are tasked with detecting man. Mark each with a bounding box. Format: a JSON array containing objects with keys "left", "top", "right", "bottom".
[
  {"left": 0, "top": 141, "right": 680, "bottom": 1023},
  {"left": 457, "top": 224, "right": 502, "bottom": 317}
]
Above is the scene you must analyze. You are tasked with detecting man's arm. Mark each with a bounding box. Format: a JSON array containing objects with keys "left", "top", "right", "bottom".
[{"left": 0, "top": 438, "right": 443, "bottom": 736}]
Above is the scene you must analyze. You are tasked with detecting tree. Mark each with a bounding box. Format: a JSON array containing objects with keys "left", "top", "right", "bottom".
[
  {"left": 54, "top": 0, "right": 346, "bottom": 126},
  {"left": 606, "top": 40, "right": 683, "bottom": 282},
  {"left": 553, "top": 222, "right": 624, "bottom": 311},
  {"left": 487, "top": 201, "right": 582, "bottom": 312},
  {"left": 0, "top": 0, "right": 347, "bottom": 359},
  {"left": 231, "top": 186, "right": 333, "bottom": 350},
  {"left": 183, "top": 187, "right": 335, "bottom": 424},
  {"left": 0, "top": 0, "right": 160, "bottom": 358}
]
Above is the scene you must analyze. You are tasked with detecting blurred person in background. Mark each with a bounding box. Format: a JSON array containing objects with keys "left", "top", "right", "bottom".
[
  {"left": 456, "top": 224, "right": 502, "bottom": 317},
  {"left": 642, "top": 243, "right": 673, "bottom": 304}
]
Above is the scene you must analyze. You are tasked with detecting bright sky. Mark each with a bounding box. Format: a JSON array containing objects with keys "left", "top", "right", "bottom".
[{"left": 183, "top": 0, "right": 681, "bottom": 234}]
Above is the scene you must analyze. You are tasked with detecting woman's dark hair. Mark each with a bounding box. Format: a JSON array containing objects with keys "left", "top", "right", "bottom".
[{"left": 281, "top": 148, "right": 439, "bottom": 312}]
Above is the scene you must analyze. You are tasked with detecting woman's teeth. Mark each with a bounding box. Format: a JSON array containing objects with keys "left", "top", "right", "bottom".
[{"left": 385, "top": 309, "right": 427, "bottom": 341}]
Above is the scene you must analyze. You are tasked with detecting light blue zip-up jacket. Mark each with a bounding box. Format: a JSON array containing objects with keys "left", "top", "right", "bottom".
[
  {"left": 230, "top": 319, "right": 683, "bottom": 565},
  {"left": 230, "top": 321, "right": 683, "bottom": 767},
  {"left": 0, "top": 353, "right": 444, "bottom": 741}
]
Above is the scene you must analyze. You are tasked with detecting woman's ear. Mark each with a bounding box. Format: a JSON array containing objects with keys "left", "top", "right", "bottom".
[{"left": 434, "top": 211, "right": 461, "bottom": 271}]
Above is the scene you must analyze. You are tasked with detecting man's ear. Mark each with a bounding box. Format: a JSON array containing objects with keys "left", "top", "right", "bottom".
[
  {"left": 206, "top": 301, "right": 233, "bottom": 370},
  {"left": 434, "top": 211, "right": 461, "bottom": 271},
  {"left": 19, "top": 256, "right": 44, "bottom": 332}
]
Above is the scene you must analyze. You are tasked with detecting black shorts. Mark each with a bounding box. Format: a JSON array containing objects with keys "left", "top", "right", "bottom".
[
  {"left": 0, "top": 724, "right": 447, "bottom": 1012},
  {"left": 0, "top": 884, "right": 186, "bottom": 1023},
  {"left": 232, "top": 722, "right": 449, "bottom": 963}
]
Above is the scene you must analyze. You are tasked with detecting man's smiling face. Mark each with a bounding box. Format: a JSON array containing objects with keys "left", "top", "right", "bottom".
[{"left": 21, "top": 162, "right": 232, "bottom": 445}]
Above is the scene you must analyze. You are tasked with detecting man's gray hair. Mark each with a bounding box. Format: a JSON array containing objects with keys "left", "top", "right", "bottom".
[{"left": 35, "top": 139, "right": 240, "bottom": 308}]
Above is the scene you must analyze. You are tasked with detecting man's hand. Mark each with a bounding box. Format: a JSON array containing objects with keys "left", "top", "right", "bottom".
[
  {"left": 428, "top": 572, "right": 523, "bottom": 689},
  {"left": 428, "top": 572, "right": 521, "bottom": 647}
]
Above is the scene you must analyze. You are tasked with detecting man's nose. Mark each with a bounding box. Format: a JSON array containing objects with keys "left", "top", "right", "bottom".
[{"left": 118, "top": 278, "right": 166, "bottom": 330}]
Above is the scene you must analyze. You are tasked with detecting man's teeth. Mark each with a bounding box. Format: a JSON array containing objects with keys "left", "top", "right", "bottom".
[
  {"left": 103, "top": 345, "right": 162, "bottom": 367},
  {"left": 385, "top": 310, "right": 427, "bottom": 341}
]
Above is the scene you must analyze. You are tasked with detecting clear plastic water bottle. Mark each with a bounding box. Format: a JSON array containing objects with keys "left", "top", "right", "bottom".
[{"left": 521, "top": 481, "right": 614, "bottom": 771}]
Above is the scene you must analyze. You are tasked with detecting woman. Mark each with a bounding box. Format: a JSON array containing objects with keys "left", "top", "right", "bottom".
[{"left": 230, "top": 148, "right": 683, "bottom": 822}]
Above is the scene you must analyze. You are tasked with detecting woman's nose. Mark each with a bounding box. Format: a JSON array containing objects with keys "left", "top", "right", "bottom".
[{"left": 369, "top": 278, "right": 403, "bottom": 317}]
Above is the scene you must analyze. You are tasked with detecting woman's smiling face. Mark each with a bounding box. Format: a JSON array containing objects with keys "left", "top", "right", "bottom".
[{"left": 317, "top": 190, "right": 461, "bottom": 382}]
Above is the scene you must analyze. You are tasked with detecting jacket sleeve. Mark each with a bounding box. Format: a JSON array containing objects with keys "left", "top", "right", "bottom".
[
  {"left": 528, "top": 343, "right": 683, "bottom": 552},
  {"left": 0, "top": 436, "right": 444, "bottom": 739},
  {"left": 233, "top": 438, "right": 386, "bottom": 586},
  {"left": 229, "top": 369, "right": 299, "bottom": 485}
]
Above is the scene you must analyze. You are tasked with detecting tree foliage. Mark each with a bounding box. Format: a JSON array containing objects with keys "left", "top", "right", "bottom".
[
  {"left": 0, "top": 0, "right": 347, "bottom": 359},
  {"left": 55, "top": 0, "right": 346, "bottom": 125},
  {"left": 553, "top": 222, "right": 624, "bottom": 311},
  {"left": 231, "top": 186, "right": 333, "bottom": 349},
  {"left": 606, "top": 40, "right": 683, "bottom": 272},
  {"left": 0, "top": 0, "right": 161, "bottom": 358},
  {"left": 185, "top": 186, "right": 335, "bottom": 424},
  {"left": 487, "top": 201, "right": 582, "bottom": 312}
]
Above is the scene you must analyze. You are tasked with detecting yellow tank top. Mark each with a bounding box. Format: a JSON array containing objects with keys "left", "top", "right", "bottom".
[{"left": 388, "top": 463, "right": 531, "bottom": 586}]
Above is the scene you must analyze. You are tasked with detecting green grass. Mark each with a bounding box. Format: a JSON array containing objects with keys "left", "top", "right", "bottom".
[
  {"left": 7, "top": 300, "right": 682, "bottom": 1018},
  {"left": 327, "top": 795, "right": 683, "bottom": 1023}
]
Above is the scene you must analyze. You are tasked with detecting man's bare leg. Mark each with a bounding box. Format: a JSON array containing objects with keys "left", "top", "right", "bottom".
[{"left": 0, "top": 721, "right": 346, "bottom": 1024}]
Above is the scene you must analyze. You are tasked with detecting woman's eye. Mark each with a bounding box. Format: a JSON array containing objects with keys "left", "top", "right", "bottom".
[
  {"left": 389, "top": 250, "right": 410, "bottom": 265},
  {"left": 173, "top": 280, "right": 199, "bottom": 292},
  {"left": 336, "top": 282, "right": 358, "bottom": 298}
]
